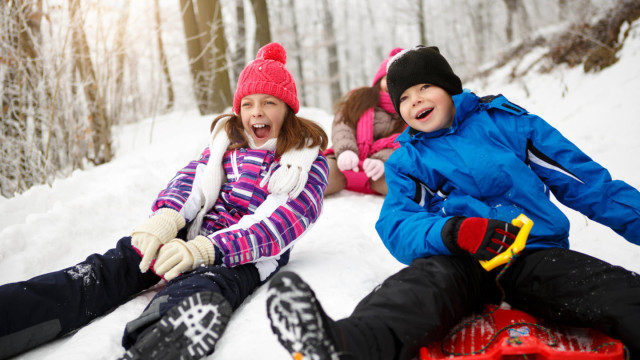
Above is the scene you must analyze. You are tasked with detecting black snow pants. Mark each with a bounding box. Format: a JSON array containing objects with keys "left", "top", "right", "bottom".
[
  {"left": 0, "top": 236, "right": 285, "bottom": 359},
  {"left": 333, "top": 247, "right": 640, "bottom": 360}
]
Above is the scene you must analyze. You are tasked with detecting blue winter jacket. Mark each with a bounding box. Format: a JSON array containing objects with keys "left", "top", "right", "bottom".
[{"left": 376, "top": 90, "right": 640, "bottom": 265}]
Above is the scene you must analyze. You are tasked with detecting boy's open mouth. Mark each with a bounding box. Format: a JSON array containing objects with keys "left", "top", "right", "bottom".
[
  {"left": 252, "top": 123, "right": 271, "bottom": 139},
  {"left": 416, "top": 108, "right": 433, "bottom": 120}
]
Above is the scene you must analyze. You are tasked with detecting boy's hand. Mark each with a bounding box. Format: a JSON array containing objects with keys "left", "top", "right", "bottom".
[{"left": 442, "top": 217, "right": 520, "bottom": 261}]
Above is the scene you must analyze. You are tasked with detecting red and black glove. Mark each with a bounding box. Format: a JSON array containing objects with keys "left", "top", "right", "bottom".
[{"left": 442, "top": 217, "right": 520, "bottom": 260}]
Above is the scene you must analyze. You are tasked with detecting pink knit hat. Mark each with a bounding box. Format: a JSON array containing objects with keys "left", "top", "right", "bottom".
[
  {"left": 233, "top": 42, "right": 299, "bottom": 114},
  {"left": 371, "top": 47, "right": 404, "bottom": 87}
]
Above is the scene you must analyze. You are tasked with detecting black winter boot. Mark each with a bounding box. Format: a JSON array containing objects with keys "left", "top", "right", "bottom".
[
  {"left": 119, "top": 291, "right": 231, "bottom": 360},
  {"left": 267, "top": 271, "right": 354, "bottom": 360}
]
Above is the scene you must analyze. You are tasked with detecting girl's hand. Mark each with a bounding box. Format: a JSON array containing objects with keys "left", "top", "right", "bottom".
[
  {"left": 131, "top": 208, "right": 185, "bottom": 273},
  {"left": 154, "top": 236, "right": 216, "bottom": 281},
  {"left": 363, "top": 158, "right": 385, "bottom": 181},
  {"left": 337, "top": 150, "right": 359, "bottom": 172}
]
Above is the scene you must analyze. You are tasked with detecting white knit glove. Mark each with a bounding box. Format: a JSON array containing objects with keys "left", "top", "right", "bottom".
[
  {"left": 267, "top": 145, "right": 320, "bottom": 199},
  {"left": 132, "top": 208, "right": 186, "bottom": 273},
  {"left": 337, "top": 150, "right": 359, "bottom": 172},
  {"left": 154, "top": 236, "right": 216, "bottom": 281},
  {"left": 362, "top": 158, "right": 385, "bottom": 181}
]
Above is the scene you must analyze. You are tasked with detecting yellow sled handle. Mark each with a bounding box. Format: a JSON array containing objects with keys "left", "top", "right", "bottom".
[{"left": 479, "top": 214, "right": 533, "bottom": 271}]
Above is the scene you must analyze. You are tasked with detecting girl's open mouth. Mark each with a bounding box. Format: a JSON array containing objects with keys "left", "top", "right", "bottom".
[{"left": 252, "top": 124, "right": 271, "bottom": 139}]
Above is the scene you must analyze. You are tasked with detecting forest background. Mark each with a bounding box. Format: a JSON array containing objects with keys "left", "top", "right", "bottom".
[{"left": 1, "top": 0, "right": 638, "bottom": 198}]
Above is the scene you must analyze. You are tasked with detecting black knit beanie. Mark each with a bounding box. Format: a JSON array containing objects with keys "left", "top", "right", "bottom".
[{"left": 386, "top": 46, "right": 463, "bottom": 116}]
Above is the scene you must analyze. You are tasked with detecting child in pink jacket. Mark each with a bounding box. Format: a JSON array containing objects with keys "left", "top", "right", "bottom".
[{"left": 325, "top": 48, "right": 406, "bottom": 196}]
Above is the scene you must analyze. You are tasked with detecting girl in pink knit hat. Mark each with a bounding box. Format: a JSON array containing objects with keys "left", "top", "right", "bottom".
[
  {"left": 0, "top": 43, "right": 329, "bottom": 360},
  {"left": 324, "top": 48, "right": 406, "bottom": 196}
]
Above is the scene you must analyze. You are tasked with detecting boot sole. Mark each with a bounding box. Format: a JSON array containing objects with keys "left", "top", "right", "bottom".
[
  {"left": 266, "top": 272, "right": 337, "bottom": 360},
  {"left": 120, "top": 291, "right": 231, "bottom": 360}
]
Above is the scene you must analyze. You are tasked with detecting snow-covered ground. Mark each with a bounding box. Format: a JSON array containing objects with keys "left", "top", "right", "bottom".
[{"left": 2, "top": 20, "right": 640, "bottom": 360}]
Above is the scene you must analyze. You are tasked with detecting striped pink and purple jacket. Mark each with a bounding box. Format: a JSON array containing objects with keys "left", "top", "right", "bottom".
[{"left": 152, "top": 146, "right": 328, "bottom": 268}]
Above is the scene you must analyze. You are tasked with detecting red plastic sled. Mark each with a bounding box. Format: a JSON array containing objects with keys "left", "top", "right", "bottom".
[
  {"left": 419, "top": 305, "right": 626, "bottom": 360},
  {"left": 420, "top": 215, "right": 626, "bottom": 359}
]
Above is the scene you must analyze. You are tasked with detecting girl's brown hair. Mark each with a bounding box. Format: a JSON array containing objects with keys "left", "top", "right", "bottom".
[
  {"left": 334, "top": 82, "right": 381, "bottom": 130},
  {"left": 333, "top": 81, "right": 405, "bottom": 137},
  {"left": 210, "top": 106, "right": 328, "bottom": 158}
]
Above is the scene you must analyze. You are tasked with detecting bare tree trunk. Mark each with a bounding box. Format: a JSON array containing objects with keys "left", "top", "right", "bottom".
[
  {"left": 308, "top": 1, "right": 321, "bottom": 107},
  {"left": 363, "top": 0, "right": 383, "bottom": 63},
  {"left": 180, "top": 0, "right": 231, "bottom": 114},
  {"left": 358, "top": 0, "right": 372, "bottom": 85},
  {"left": 69, "top": 0, "right": 112, "bottom": 164},
  {"left": 287, "top": 0, "right": 306, "bottom": 102},
  {"left": 195, "top": 0, "right": 215, "bottom": 113},
  {"left": 504, "top": 0, "right": 531, "bottom": 42},
  {"left": 250, "top": 0, "right": 272, "bottom": 51},
  {"left": 418, "top": 0, "right": 427, "bottom": 45},
  {"left": 67, "top": 75, "right": 85, "bottom": 169},
  {"left": 505, "top": 0, "right": 515, "bottom": 42},
  {"left": 210, "top": 1, "right": 232, "bottom": 111},
  {"left": 113, "top": 2, "right": 130, "bottom": 123},
  {"left": 340, "top": 3, "right": 352, "bottom": 91},
  {"left": 179, "top": 0, "right": 208, "bottom": 114},
  {"left": 321, "top": 0, "right": 341, "bottom": 103},
  {"left": 558, "top": 0, "right": 568, "bottom": 17},
  {"left": 197, "top": 0, "right": 232, "bottom": 113},
  {"left": 154, "top": 0, "right": 174, "bottom": 111},
  {"left": 232, "top": 0, "right": 246, "bottom": 84},
  {"left": 468, "top": 0, "right": 488, "bottom": 64}
]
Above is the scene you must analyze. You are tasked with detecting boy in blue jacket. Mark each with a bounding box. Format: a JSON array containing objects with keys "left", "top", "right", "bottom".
[{"left": 266, "top": 45, "right": 640, "bottom": 360}]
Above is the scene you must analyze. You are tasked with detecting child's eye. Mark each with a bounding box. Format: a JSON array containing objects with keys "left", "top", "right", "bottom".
[
  {"left": 421, "top": 84, "right": 431, "bottom": 91},
  {"left": 241, "top": 102, "right": 251, "bottom": 107},
  {"left": 399, "top": 96, "right": 407, "bottom": 103}
]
